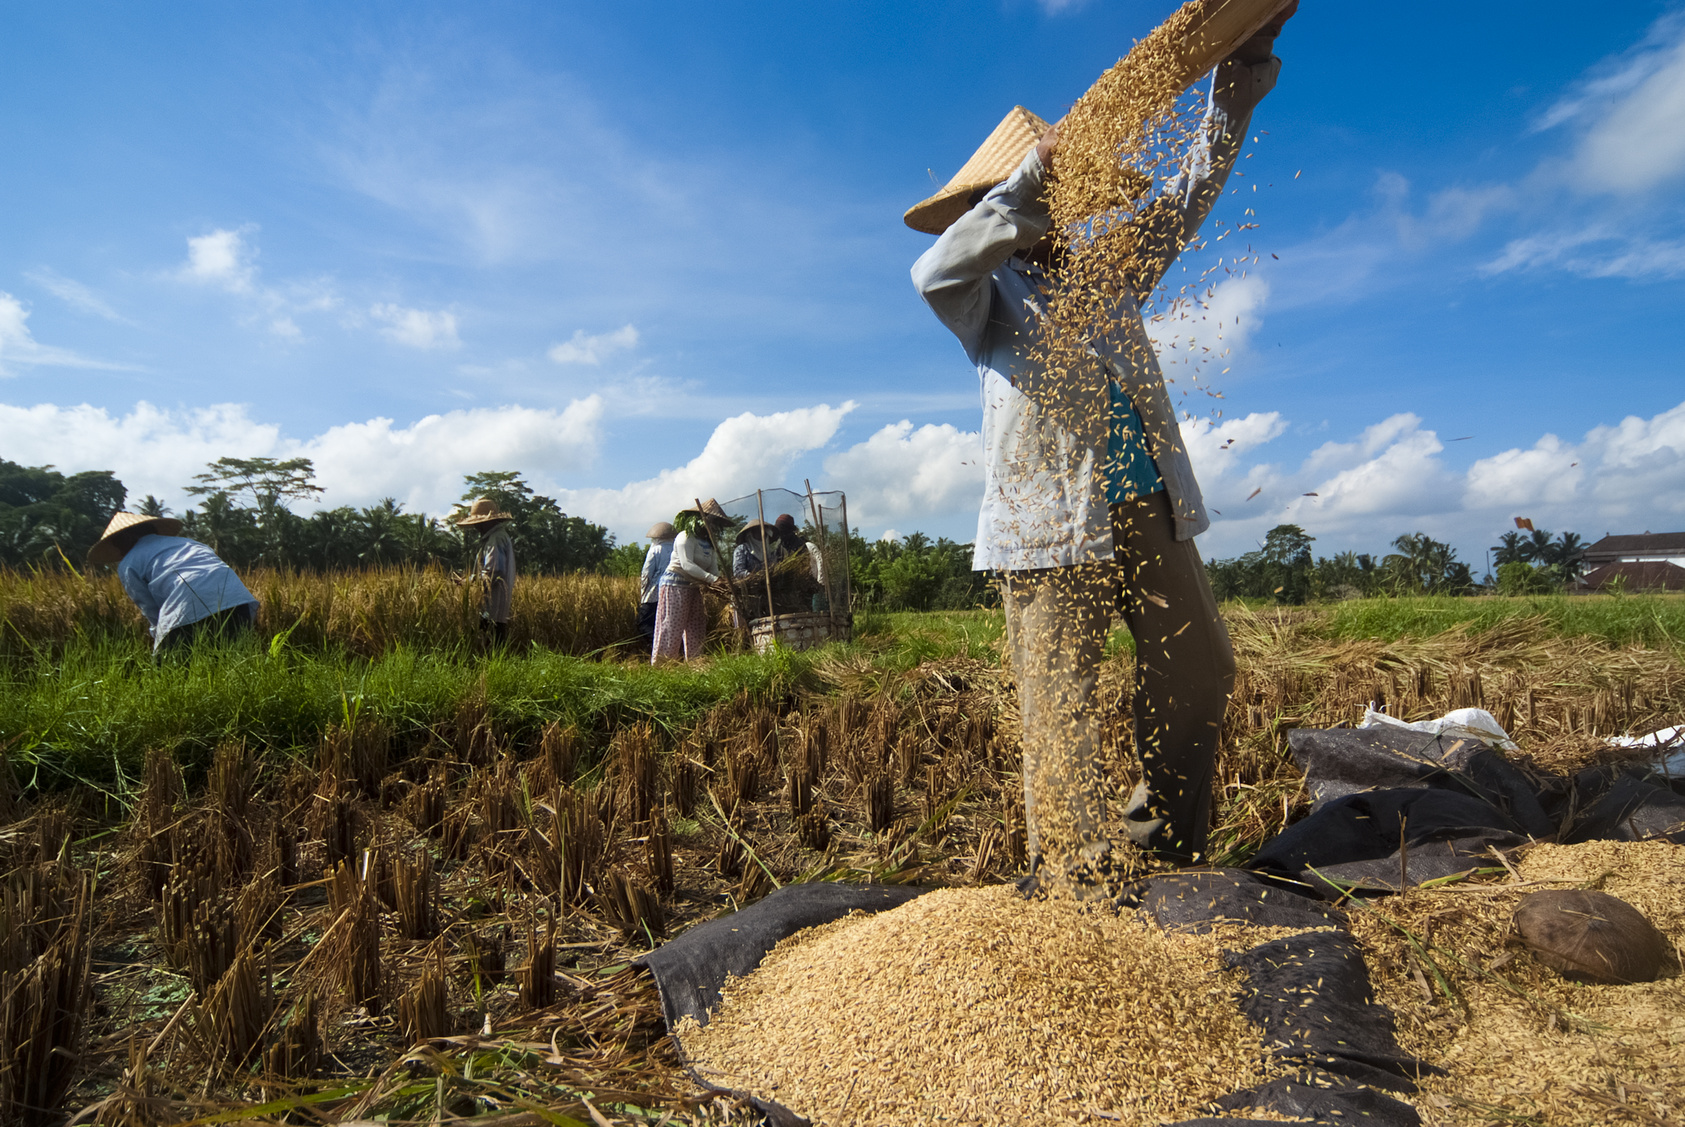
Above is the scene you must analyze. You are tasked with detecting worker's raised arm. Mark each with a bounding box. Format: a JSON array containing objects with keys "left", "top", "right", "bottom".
[
  {"left": 1122, "top": 34, "right": 1285, "bottom": 302},
  {"left": 911, "top": 148, "right": 1053, "bottom": 364}
]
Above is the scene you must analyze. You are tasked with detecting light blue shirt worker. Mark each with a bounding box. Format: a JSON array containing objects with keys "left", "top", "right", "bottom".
[
  {"left": 640, "top": 538, "right": 675, "bottom": 605},
  {"left": 118, "top": 534, "right": 259, "bottom": 652}
]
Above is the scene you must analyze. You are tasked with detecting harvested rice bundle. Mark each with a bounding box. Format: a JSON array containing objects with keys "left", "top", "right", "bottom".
[
  {"left": 677, "top": 885, "right": 1276, "bottom": 1126},
  {"left": 1349, "top": 840, "right": 1685, "bottom": 1127}
]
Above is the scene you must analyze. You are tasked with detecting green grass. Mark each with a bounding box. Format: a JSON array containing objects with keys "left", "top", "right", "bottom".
[
  {"left": 0, "top": 616, "right": 1004, "bottom": 793},
  {"left": 7, "top": 594, "right": 1682, "bottom": 795},
  {"left": 1315, "top": 593, "right": 1685, "bottom": 647}
]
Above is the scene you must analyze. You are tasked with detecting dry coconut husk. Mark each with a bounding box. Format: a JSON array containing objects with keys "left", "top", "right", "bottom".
[
  {"left": 676, "top": 885, "right": 1279, "bottom": 1127},
  {"left": 1348, "top": 839, "right": 1685, "bottom": 1127}
]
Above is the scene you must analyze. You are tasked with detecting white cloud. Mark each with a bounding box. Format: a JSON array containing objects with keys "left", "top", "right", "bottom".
[
  {"left": 0, "top": 292, "right": 131, "bottom": 376},
  {"left": 559, "top": 402, "right": 856, "bottom": 534},
  {"left": 548, "top": 324, "right": 638, "bottom": 365},
  {"left": 1192, "top": 400, "right": 1685, "bottom": 563},
  {"left": 0, "top": 397, "right": 604, "bottom": 516},
  {"left": 1482, "top": 225, "right": 1685, "bottom": 280},
  {"left": 1182, "top": 410, "right": 1287, "bottom": 503},
  {"left": 24, "top": 269, "right": 129, "bottom": 323},
  {"left": 369, "top": 303, "right": 461, "bottom": 349},
  {"left": 297, "top": 398, "right": 602, "bottom": 511},
  {"left": 1540, "top": 12, "right": 1685, "bottom": 195},
  {"left": 270, "top": 317, "right": 302, "bottom": 339},
  {"left": 1148, "top": 275, "right": 1270, "bottom": 388},
  {"left": 1463, "top": 433, "right": 1583, "bottom": 510},
  {"left": 822, "top": 420, "right": 984, "bottom": 533},
  {"left": 181, "top": 228, "right": 256, "bottom": 292}
]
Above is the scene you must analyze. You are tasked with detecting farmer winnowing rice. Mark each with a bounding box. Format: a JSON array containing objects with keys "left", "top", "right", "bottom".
[
  {"left": 909, "top": 8, "right": 1294, "bottom": 883},
  {"left": 454, "top": 496, "right": 517, "bottom": 645},
  {"left": 639, "top": 521, "right": 677, "bottom": 655},
  {"left": 87, "top": 511, "right": 260, "bottom": 654},
  {"left": 653, "top": 498, "right": 730, "bottom": 663}
]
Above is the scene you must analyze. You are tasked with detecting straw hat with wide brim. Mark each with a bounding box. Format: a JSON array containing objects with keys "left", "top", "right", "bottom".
[
  {"left": 454, "top": 497, "right": 515, "bottom": 527},
  {"left": 87, "top": 512, "right": 183, "bottom": 565},
  {"left": 647, "top": 521, "right": 676, "bottom": 540},
  {"left": 904, "top": 106, "right": 1051, "bottom": 236},
  {"left": 677, "top": 498, "right": 730, "bottom": 523}
]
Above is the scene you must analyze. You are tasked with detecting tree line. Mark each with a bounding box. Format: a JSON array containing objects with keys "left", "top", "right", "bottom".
[
  {"left": 1207, "top": 524, "right": 1590, "bottom": 604},
  {"left": 0, "top": 456, "right": 614, "bottom": 574},
  {"left": 3, "top": 452, "right": 1596, "bottom": 607}
]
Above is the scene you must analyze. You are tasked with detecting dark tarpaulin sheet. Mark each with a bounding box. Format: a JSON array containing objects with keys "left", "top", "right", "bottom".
[
  {"left": 1248, "top": 727, "right": 1685, "bottom": 895},
  {"left": 639, "top": 870, "right": 1431, "bottom": 1127}
]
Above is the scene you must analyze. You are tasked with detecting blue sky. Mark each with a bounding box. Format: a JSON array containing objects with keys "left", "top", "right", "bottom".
[{"left": 4, "top": 1, "right": 1685, "bottom": 570}]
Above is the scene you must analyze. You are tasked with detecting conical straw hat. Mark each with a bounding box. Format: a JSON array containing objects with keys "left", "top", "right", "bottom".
[
  {"left": 677, "top": 498, "right": 730, "bottom": 523},
  {"left": 453, "top": 497, "right": 515, "bottom": 527},
  {"left": 735, "top": 519, "right": 773, "bottom": 544},
  {"left": 87, "top": 511, "right": 183, "bottom": 565},
  {"left": 904, "top": 106, "right": 1051, "bottom": 235},
  {"left": 647, "top": 521, "right": 676, "bottom": 540}
]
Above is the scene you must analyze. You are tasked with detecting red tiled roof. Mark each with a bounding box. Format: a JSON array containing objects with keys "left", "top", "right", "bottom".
[
  {"left": 1581, "top": 560, "right": 1685, "bottom": 591},
  {"left": 1583, "top": 532, "right": 1685, "bottom": 565}
]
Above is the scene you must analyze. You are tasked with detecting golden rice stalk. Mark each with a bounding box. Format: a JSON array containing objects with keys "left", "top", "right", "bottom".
[
  {"left": 262, "top": 993, "right": 320, "bottom": 1087},
  {"left": 324, "top": 858, "right": 382, "bottom": 1013},
  {"left": 132, "top": 747, "right": 182, "bottom": 901},
  {"left": 517, "top": 913, "right": 557, "bottom": 1009},
  {"left": 0, "top": 866, "right": 93, "bottom": 1127},
  {"left": 528, "top": 786, "right": 606, "bottom": 906},
  {"left": 315, "top": 716, "right": 390, "bottom": 801},
  {"left": 647, "top": 809, "right": 675, "bottom": 895},
  {"left": 864, "top": 771, "right": 896, "bottom": 834},
  {"left": 406, "top": 764, "right": 448, "bottom": 839},
  {"left": 595, "top": 868, "right": 665, "bottom": 942},
  {"left": 399, "top": 939, "right": 450, "bottom": 1044},
  {"left": 197, "top": 943, "right": 271, "bottom": 1074},
  {"left": 619, "top": 723, "right": 662, "bottom": 827}
]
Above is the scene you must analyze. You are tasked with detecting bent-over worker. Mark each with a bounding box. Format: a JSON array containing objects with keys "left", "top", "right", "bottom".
[
  {"left": 88, "top": 511, "right": 259, "bottom": 654},
  {"left": 908, "top": 10, "right": 1293, "bottom": 882}
]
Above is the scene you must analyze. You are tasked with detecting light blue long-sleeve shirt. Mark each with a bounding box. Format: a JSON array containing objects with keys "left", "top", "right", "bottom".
[
  {"left": 640, "top": 539, "right": 675, "bottom": 604},
  {"left": 117, "top": 534, "right": 259, "bottom": 651}
]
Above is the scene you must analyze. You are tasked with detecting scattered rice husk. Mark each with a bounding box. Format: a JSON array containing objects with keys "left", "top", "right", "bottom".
[
  {"left": 1348, "top": 840, "right": 1685, "bottom": 1127},
  {"left": 676, "top": 885, "right": 1279, "bottom": 1126}
]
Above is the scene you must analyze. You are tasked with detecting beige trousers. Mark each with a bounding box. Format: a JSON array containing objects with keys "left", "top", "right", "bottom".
[{"left": 1003, "top": 491, "right": 1236, "bottom": 870}]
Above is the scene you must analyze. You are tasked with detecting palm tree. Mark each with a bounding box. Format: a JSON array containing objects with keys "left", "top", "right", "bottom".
[
  {"left": 1546, "top": 531, "right": 1588, "bottom": 581},
  {"left": 1491, "top": 531, "right": 1526, "bottom": 566},
  {"left": 358, "top": 499, "right": 407, "bottom": 567}
]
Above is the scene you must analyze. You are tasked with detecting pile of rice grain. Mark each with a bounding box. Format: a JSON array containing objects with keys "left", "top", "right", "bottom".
[
  {"left": 1351, "top": 840, "right": 1685, "bottom": 1127},
  {"left": 676, "top": 885, "right": 1276, "bottom": 1126}
]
